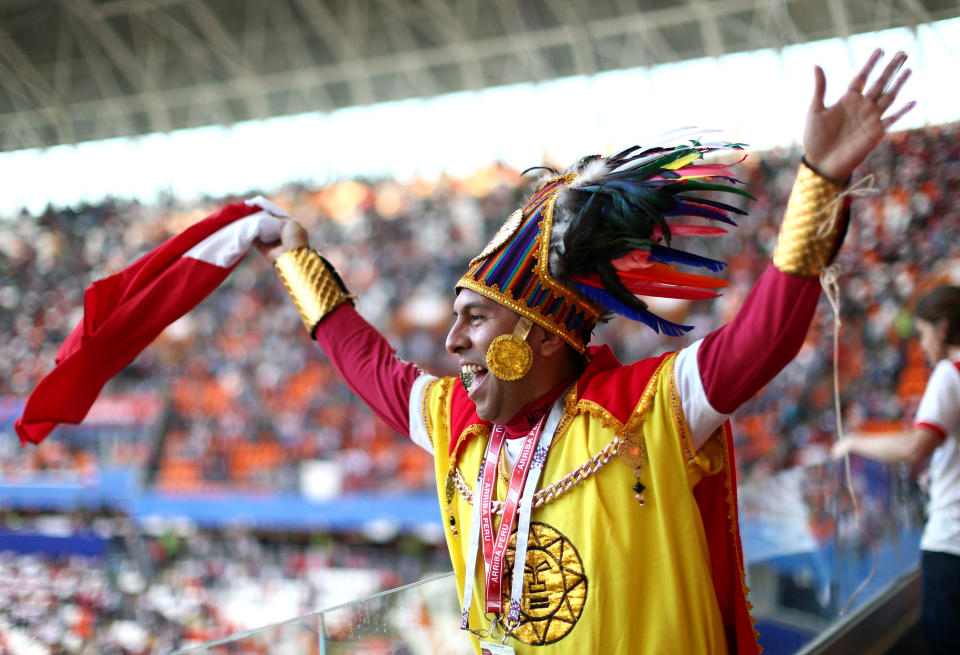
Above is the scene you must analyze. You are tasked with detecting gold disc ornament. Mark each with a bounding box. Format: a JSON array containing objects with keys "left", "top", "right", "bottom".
[
  {"left": 486, "top": 317, "right": 534, "bottom": 381},
  {"left": 470, "top": 209, "right": 524, "bottom": 266},
  {"left": 502, "top": 521, "right": 587, "bottom": 645}
]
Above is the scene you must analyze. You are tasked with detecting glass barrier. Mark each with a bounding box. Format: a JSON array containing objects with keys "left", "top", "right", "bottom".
[
  {"left": 170, "top": 571, "right": 472, "bottom": 655},
  {"left": 174, "top": 458, "right": 926, "bottom": 655},
  {"left": 742, "top": 458, "right": 925, "bottom": 654}
]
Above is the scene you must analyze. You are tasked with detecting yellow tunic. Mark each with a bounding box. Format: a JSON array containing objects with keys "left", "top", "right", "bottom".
[{"left": 420, "top": 354, "right": 734, "bottom": 654}]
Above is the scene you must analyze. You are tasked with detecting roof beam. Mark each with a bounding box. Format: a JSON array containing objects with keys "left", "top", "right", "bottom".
[
  {"left": 2, "top": 0, "right": 960, "bottom": 151},
  {"left": 379, "top": 0, "right": 442, "bottom": 98},
  {"left": 263, "top": 0, "right": 337, "bottom": 112},
  {"left": 420, "top": 0, "right": 486, "bottom": 90},
  {"left": 827, "top": 0, "right": 852, "bottom": 39},
  {"left": 60, "top": 0, "right": 169, "bottom": 134},
  {"left": 290, "top": 0, "right": 376, "bottom": 106},
  {"left": 690, "top": 0, "right": 726, "bottom": 57},
  {"left": 182, "top": 0, "right": 270, "bottom": 120}
]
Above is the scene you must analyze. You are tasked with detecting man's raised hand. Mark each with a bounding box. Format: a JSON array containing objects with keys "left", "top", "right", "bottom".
[{"left": 803, "top": 48, "right": 915, "bottom": 184}]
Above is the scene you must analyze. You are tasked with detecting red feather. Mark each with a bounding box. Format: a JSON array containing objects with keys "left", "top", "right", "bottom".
[
  {"left": 618, "top": 262, "right": 730, "bottom": 289},
  {"left": 667, "top": 225, "right": 728, "bottom": 237},
  {"left": 573, "top": 274, "right": 721, "bottom": 300},
  {"left": 612, "top": 249, "right": 652, "bottom": 271}
]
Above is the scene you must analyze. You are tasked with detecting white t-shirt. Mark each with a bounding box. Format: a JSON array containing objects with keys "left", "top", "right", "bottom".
[{"left": 915, "top": 356, "right": 960, "bottom": 556}]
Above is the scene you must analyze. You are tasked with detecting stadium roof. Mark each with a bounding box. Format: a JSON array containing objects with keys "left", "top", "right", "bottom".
[{"left": 2, "top": 0, "right": 959, "bottom": 153}]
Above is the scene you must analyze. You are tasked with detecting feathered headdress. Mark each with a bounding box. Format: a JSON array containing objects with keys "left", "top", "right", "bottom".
[{"left": 457, "top": 138, "right": 753, "bottom": 352}]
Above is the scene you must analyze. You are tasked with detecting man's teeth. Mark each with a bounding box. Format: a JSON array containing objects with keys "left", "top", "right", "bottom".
[{"left": 460, "top": 364, "right": 485, "bottom": 391}]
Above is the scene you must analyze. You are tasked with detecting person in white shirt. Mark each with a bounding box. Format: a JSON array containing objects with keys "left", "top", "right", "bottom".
[{"left": 833, "top": 285, "right": 960, "bottom": 655}]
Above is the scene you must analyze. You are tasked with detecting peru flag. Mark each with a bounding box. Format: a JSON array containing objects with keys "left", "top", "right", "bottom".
[{"left": 14, "top": 197, "right": 288, "bottom": 446}]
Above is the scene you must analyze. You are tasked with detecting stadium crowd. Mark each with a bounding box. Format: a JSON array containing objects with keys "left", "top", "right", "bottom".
[
  {"left": 3, "top": 124, "right": 958, "bottom": 490},
  {"left": 0, "top": 508, "right": 450, "bottom": 653},
  {"left": 0, "top": 123, "right": 958, "bottom": 651}
]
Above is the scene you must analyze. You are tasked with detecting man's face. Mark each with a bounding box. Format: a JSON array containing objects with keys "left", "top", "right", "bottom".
[{"left": 445, "top": 289, "right": 532, "bottom": 424}]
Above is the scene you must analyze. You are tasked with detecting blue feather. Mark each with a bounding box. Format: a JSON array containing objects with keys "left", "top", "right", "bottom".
[
  {"left": 573, "top": 282, "right": 694, "bottom": 336},
  {"left": 665, "top": 203, "right": 738, "bottom": 226},
  {"left": 675, "top": 195, "right": 749, "bottom": 215},
  {"left": 649, "top": 245, "right": 727, "bottom": 272}
]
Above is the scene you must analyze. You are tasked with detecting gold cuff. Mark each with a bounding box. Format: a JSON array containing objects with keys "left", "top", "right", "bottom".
[
  {"left": 274, "top": 247, "right": 353, "bottom": 336},
  {"left": 772, "top": 162, "right": 846, "bottom": 276}
]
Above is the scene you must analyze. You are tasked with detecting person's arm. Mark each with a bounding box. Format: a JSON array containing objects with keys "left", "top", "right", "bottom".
[
  {"left": 678, "top": 49, "right": 914, "bottom": 450},
  {"left": 833, "top": 358, "right": 959, "bottom": 465},
  {"left": 257, "top": 221, "right": 424, "bottom": 440},
  {"left": 832, "top": 427, "right": 943, "bottom": 466}
]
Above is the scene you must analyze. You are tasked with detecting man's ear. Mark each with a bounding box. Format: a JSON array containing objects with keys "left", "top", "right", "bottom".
[{"left": 530, "top": 324, "right": 567, "bottom": 357}]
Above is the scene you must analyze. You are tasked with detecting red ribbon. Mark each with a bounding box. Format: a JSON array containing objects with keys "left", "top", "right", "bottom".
[{"left": 479, "top": 417, "right": 545, "bottom": 614}]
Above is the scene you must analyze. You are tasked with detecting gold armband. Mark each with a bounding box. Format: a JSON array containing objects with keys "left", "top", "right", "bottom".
[
  {"left": 772, "top": 162, "right": 846, "bottom": 276},
  {"left": 274, "top": 246, "right": 354, "bottom": 336}
]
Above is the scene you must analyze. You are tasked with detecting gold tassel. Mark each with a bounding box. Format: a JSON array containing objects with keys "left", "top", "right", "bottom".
[
  {"left": 772, "top": 163, "right": 846, "bottom": 277},
  {"left": 274, "top": 247, "right": 354, "bottom": 336}
]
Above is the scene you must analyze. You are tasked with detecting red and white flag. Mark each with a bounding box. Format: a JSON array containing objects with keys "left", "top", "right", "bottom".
[{"left": 14, "top": 197, "right": 288, "bottom": 446}]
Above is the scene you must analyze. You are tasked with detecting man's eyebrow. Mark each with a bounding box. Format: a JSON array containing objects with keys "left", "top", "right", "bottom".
[{"left": 452, "top": 302, "right": 488, "bottom": 316}]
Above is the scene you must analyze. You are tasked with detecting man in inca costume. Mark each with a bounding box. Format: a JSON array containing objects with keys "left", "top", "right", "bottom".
[{"left": 259, "top": 50, "right": 913, "bottom": 654}]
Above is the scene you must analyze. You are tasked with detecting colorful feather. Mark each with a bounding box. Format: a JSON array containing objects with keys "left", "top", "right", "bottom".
[
  {"left": 649, "top": 245, "right": 726, "bottom": 272},
  {"left": 617, "top": 263, "right": 730, "bottom": 289},
  {"left": 572, "top": 274, "right": 721, "bottom": 300},
  {"left": 653, "top": 224, "right": 727, "bottom": 238},
  {"left": 572, "top": 281, "right": 694, "bottom": 336},
  {"left": 546, "top": 138, "right": 749, "bottom": 335},
  {"left": 612, "top": 249, "right": 652, "bottom": 271}
]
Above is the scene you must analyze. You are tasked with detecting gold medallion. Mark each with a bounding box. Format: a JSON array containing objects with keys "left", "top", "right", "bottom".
[
  {"left": 486, "top": 335, "right": 533, "bottom": 381},
  {"left": 485, "top": 316, "right": 534, "bottom": 381},
  {"left": 502, "top": 521, "right": 587, "bottom": 645}
]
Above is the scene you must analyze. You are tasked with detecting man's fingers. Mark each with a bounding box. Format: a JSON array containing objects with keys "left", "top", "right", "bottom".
[
  {"left": 877, "top": 68, "right": 912, "bottom": 110},
  {"left": 848, "top": 48, "right": 884, "bottom": 93},
  {"left": 881, "top": 100, "right": 917, "bottom": 129},
  {"left": 810, "top": 65, "right": 827, "bottom": 112},
  {"left": 866, "top": 51, "right": 907, "bottom": 101},
  {"left": 254, "top": 238, "right": 281, "bottom": 250}
]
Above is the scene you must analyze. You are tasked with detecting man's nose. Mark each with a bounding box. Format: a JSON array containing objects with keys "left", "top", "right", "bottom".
[{"left": 445, "top": 320, "right": 467, "bottom": 354}]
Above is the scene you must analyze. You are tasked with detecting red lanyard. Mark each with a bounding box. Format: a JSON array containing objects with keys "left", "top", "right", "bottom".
[{"left": 478, "top": 417, "right": 544, "bottom": 614}]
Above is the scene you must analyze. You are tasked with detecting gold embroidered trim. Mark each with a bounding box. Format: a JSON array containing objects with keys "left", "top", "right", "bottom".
[
  {"left": 536, "top": 191, "right": 602, "bottom": 325},
  {"left": 420, "top": 378, "right": 443, "bottom": 449},
  {"left": 617, "top": 357, "right": 668, "bottom": 473},
  {"left": 437, "top": 377, "right": 455, "bottom": 443},
  {"left": 665, "top": 356, "right": 712, "bottom": 474},
  {"left": 718, "top": 422, "right": 761, "bottom": 651},
  {"left": 628, "top": 356, "right": 668, "bottom": 428}
]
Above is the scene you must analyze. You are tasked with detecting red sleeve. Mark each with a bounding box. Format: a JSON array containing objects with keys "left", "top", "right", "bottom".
[
  {"left": 312, "top": 304, "right": 422, "bottom": 437},
  {"left": 698, "top": 263, "right": 822, "bottom": 414},
  {"left": 915, "top": 421, "right": 948, "bottom": 443}
]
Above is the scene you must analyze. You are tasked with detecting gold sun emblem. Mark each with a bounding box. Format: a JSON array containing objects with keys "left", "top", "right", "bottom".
[
  {"left": 502, "top": 521, "right": 587, "bottom": 645},
  {"left": 470, "top": 208, "right": 524, "bottom": 265}
]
